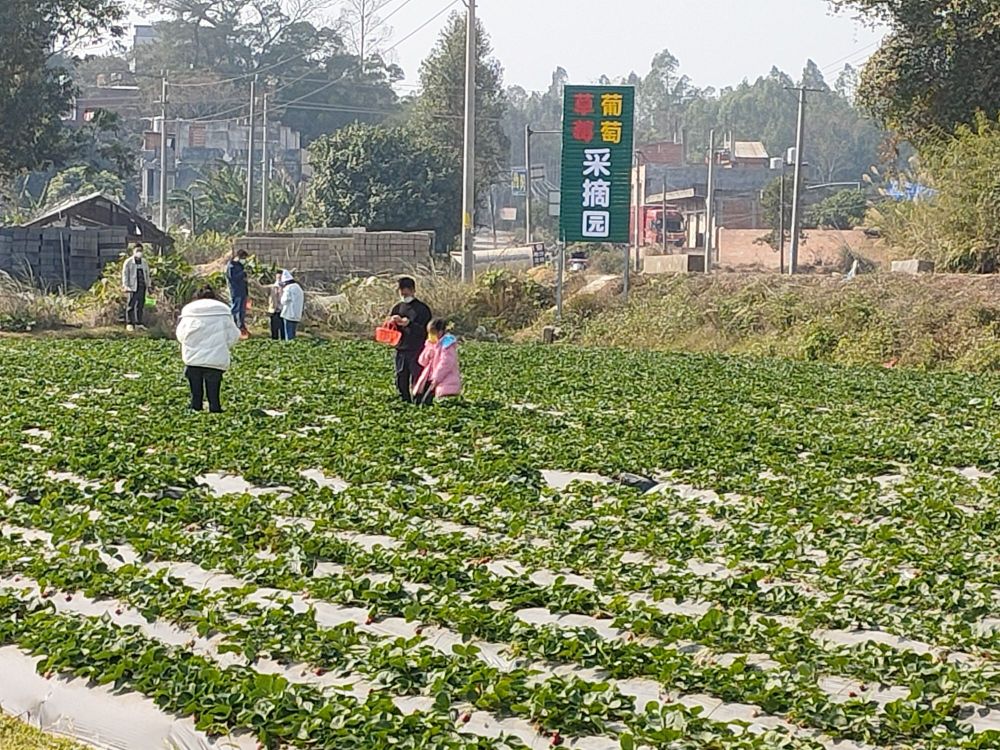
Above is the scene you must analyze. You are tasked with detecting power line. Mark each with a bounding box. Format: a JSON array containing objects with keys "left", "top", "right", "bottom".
[
  {"left": 382, "top": 0, "right": 421, "bottom": 23},
  {"left": 819, "top": 40, "right": 880, "bottom": 74},
  {"left": 383, "top": 0, "right": 459, "bottom": 55},
  {"left": 152, "top": 0, "right": 459, "bottom": 126},
  {"left": 161, "top": 0, "right": 432, "bottom": 90},
  {"left": 280, "top": 0, "right": 458, "bottom": 109},
  {"left": 272, "top": 75, "right": 423, "bottom": 89},
  {"left": 282, "top": 100, "right": 500, "bottom": 122}
]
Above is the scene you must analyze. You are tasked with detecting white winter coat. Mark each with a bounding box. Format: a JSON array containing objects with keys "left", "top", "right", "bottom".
[
  {"left": 280, "top": 283, "right": 304, "bottom": 322},
  {"left": 122, "top": 256, "right": 151, "bottom": 292},
  {"left": 175, "top": 299, "right": 241, "bottom": 371}
]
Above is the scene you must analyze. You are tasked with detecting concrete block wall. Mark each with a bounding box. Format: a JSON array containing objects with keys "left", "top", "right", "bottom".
[
  {"left": 644, "top": 253, "right": 706, "bottom": 274},
  {"left": 891, "top": 259, "right": 935, "bottom": 275},
  {"left": 0, "top": 227, "right": 127, "bottom": 288},
  {"left": 235, "top": 230, "right": 434, "bottom": 280}
]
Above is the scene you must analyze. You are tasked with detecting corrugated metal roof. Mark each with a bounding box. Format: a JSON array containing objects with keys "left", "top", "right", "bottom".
[
  {"left": 733, "top": 141, "right": 769, "bottom": 160},
  {"left": 646, "top": 188, "right": 700, "bottom": 204},
  {"left": 21, "top": 192, "right": 170, "bottom": 244}
]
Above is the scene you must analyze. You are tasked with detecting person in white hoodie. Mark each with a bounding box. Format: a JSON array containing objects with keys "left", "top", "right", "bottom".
[
  {"left": 175, "top": 286, "right": 241, "bottom": 413},
  {"left": 279, "top": 270, "right": 304, "bottom": 340}
]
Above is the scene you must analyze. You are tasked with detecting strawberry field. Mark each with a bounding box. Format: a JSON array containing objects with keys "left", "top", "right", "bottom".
[{"left": 3, "top": 338, "right": 1000, "bottom": 750}]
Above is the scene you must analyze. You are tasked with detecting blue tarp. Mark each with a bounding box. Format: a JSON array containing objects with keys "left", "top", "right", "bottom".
[{"left": 885, "top": 181, "right": 936, "bottom": 201}]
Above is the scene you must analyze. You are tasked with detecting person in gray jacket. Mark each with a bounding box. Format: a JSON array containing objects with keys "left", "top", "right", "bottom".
[{"left": 121, "top": 246, "right": 152, "bottom": 331}]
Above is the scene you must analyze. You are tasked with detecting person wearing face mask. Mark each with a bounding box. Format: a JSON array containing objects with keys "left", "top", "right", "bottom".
[
  {"left": 121, "top": 245, "right": 152, "bottom": 331},
  {"left": 413, "top": 318, "right": 462, "bottom": 406},
  {"left": 386, "top": 277, "right": 432, "bottom": 403}
]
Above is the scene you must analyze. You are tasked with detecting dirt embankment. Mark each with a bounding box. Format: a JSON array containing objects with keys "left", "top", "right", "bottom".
[{"left": 526, "top": 272, "right": 1000, "bottom": 372}]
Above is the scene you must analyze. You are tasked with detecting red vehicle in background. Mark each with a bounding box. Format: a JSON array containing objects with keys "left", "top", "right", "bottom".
[{"left": 630, "top": 204, "right": 686, "bottom": 248}]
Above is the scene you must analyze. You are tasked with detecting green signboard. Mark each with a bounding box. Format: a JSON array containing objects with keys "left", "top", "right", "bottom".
[{"left": 559, "top": 85, "right": 636, "bottom": 243}]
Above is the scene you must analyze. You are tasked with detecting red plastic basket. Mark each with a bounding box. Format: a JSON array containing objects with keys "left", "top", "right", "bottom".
[{"left": 375, "top": 324, "right": 402, "bottom": 346}]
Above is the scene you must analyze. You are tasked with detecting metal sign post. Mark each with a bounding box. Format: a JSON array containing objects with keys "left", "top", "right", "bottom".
[{"left": 555, "top": 242, "right": 564, "bottom": 322}]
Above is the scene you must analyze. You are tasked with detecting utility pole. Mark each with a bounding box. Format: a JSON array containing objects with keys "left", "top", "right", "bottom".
[
  {"left": 524, "top": 124, "right": 532, "bottom": 245},
  {"left": 632, "top": 153, "right": 642, "bottom": 276},
  {"left": 661, "top": 175, "right": 668, "bottom": 254},
  {"left": 260, "top": 91, "right": 269, "bottom": 232},
  {"left": 158, "top": 76, "right": 169, "bottom": 231},
  {"left": 786, "top": 86, "right": 823, "bottom": 274},
  {"left": 778, "top": 161, "right": 786, "bottom": 275},
  {"left": 704, "top": 128, "right": 716, "bottom": 274},
  {"left": 489, "top": 185, "right": 498, "bottom": 248},
  {"left": 245, "top": 76, "right": 258, "bottom": 235},
  {"left": 460, "top": 0, "right": 476, "bottom": 283}
]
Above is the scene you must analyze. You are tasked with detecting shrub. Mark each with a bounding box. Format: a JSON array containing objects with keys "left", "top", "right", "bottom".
[
  {"left": 876, "top": 114, "right": 1000, "bottom": 272},
  {"left": 0, "top": 272, "right": 75, "bottom": 331}
]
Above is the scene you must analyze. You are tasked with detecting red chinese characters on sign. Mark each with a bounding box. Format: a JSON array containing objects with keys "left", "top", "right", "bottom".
[
  {"left": 571, "top": 119, "right": 595, "bottom": 143},
  {"left": 572, "top": 92, "right": 595, "bottom": 116}
]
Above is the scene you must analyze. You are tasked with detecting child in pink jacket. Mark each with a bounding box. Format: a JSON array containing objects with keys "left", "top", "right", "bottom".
[{"left": 413, "top": 319, "right": 462, "bottom": 405}]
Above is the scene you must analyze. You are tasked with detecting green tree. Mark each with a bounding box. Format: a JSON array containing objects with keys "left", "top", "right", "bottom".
[
  {"left": 804, "top": 189, "right": 868, "bottom": 229},
  {"left": 872, "top": 115, "right": 1000, "bottom": 273},
  {"left": 759, "top": 174, "right": 795, "bottom": 250},
  {"left": 46, "top": 166, "right": 126, "bottom": 205},
  {"left": 412, "top": 11, "right": 509, "bottom": 199},
  {"left": 682, "top": 62, "right": 881, "bottom": 181},
  {"left": 504, "top": 67, "right": 566, "bottom": 183},
  {"left": 830, "top": 0, "right": 1000, "bottom": 142},
  {"left": 636, "top": 49, "right": 700, "bottom": 142},
  {"left": 0, "top": 0, "right": 125, "bottom": 179},
  {"left": 139, "top": 0, "right": 402, "bottom": 139},
  {"left": 305, "top": 124, "right": 461, "bottom": 249},
  {"left": 169, "top": 162, "right": 302, "bottom": 235},
  {"left": 67, "top": 110, "right": 137, "bottom": 182}
]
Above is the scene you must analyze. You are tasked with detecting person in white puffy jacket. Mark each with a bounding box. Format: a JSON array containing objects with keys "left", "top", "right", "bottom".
[
  {"left": 279, "top": 270, "right": 304, "bottom": 340},
  {"left": 175, "top": 286, "right": 242, "bottom": 413}
]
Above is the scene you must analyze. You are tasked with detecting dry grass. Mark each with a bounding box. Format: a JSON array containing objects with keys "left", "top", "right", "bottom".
[
  {"left": 0, "top": 273, "right": 78, "bottom": 332},
  {"left": 0, "top": 714, "right": 87, "bottom": 750},
  {"left": 550, "top": 272, "right": 1000, "bottom": 371}
]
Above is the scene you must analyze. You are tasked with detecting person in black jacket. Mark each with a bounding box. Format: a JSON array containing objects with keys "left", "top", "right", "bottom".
[
  {"left": 387, "top": 277, "right": 433, "bottom": 403},
  {"left": 226, "top": 250, "right": 250, "bottom": 333}
]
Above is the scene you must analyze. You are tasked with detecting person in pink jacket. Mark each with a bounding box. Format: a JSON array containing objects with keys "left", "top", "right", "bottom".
[{"left": 413, "top": 319, "right": 462, "bottom": 405}]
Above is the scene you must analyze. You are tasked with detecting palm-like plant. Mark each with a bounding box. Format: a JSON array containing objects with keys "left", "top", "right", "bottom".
[{"left": 169, "top": 162, "right": 304, "bottom": 235}]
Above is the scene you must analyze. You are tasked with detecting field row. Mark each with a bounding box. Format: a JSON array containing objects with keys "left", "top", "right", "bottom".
[
  {"left": 2, "top": 464, "right": 1000, "bottom": 748},
  {"left": 3, "top": 340, "right": 1000, "bottom": 749}
]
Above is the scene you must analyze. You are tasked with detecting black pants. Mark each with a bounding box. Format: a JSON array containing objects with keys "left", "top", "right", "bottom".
[
  {"left": 127, "top": 285, "right": 146, "bottom": 325},
  {"left": 394, "top": 350, "right": 425, "bottom": 403},
  {"left": 185, "top": 366, "right": 224, "bottom": 413},
  {"left": 269, "top": 312, "right": 286, "bottom": 340}
]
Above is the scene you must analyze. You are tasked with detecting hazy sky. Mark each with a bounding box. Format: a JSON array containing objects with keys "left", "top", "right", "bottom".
[
  {"left": 114, "top": 0, "right": 886, "bottom": 92},
  {"left": 383, "top": 0, "right": 886, "bottom": 91}
]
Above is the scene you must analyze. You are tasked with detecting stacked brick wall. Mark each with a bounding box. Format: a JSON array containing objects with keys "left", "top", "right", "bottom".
[
  {"left": 234, "top": 230, "right": 434, "bottom": 280},
  {"left": 0, "top": 227, "right": 127, "bottom": 288}
]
